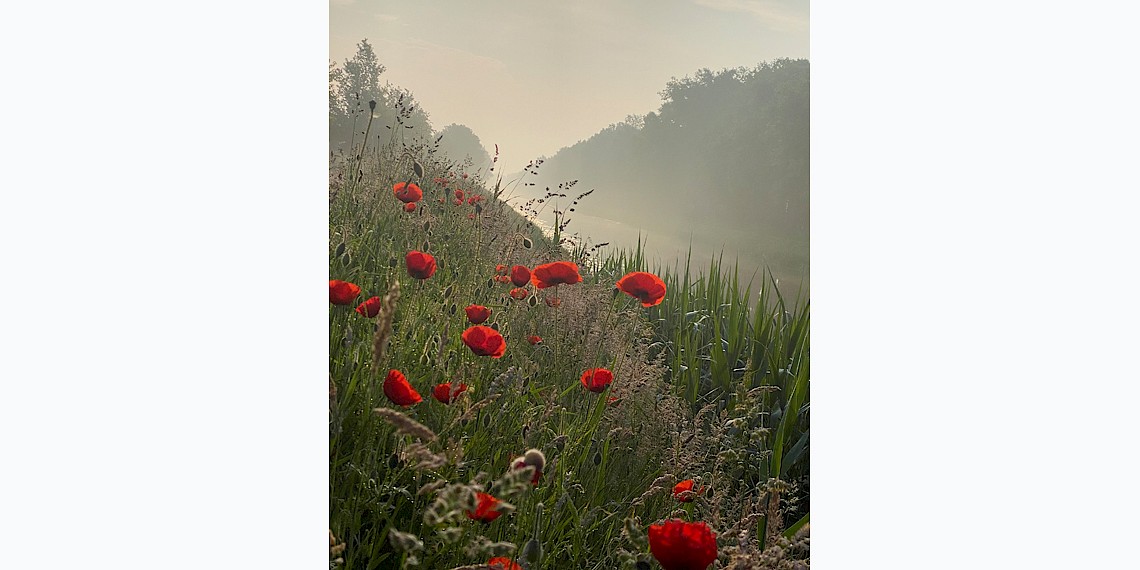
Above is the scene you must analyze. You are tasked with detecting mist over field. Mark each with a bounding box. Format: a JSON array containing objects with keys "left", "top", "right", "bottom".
[{"left": 501, "top": 60, "right": 810, "bottom": 299}]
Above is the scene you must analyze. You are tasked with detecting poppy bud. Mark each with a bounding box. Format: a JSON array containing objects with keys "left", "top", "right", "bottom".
[
  {"left": 450, "top": 303, "right": 457, "bottom": 315},
  {"left": 413, "top": 160, "right": 424, "bottom": 178},
  {"left": 368, "top": 99, "right": 376, "bottom": 111},
  {"left": 521, "top": 538, "right": 543, "bottom": 567},
  {"left": 487, "top": 278, "right": 495, "bottom": 289},
  {"left": 334, "top": 242, "right": 346, "bottom": 257},
  {"left": 635, "top": 561, "right": 650, "bottom": 570},
  {"left": 443, "top": 285, "right": 453, "bottom": 298},
  {"left": 592, "top": 451, "right": 602, "bottom": 465},
  {"left": 527, "top": 295, "right": 537, "bottom": 307},
  {"left": 422, "top": 240, "right": 430, "bottom": 252},
  {"left": 388, "top": 453, "right": 399, "bottom": 468},
  {"left": 423, "top": 221, "right": 431, "bottom": 232},
  {"left": 522, "top": 237, "right": 533, "bottom": 249},
  {"left": 341, "top": 253, "right": 352, "bottom": 266}
]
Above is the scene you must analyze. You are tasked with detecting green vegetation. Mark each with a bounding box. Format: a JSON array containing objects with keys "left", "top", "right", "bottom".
[{"left": 329, "top": 46, "right": 808, "bottom": 570}]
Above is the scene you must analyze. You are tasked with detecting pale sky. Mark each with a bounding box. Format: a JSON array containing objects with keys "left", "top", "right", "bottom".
[{"left": 330, "top": 0, "right": 808, "bottom": 173}]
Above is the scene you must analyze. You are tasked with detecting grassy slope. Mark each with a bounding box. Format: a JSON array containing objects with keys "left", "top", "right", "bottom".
[{"left": 330, "top": 141, "right": 809, "bottom": 569}]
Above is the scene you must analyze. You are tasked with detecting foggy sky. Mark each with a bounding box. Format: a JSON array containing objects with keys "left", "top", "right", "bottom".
[{"left": 330, "top": 0, "right": 808, "bottom": 173}]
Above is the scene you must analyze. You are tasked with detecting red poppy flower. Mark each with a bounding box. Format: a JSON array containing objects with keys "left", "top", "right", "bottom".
[
  {"left": 355, "top": 296, "right": 381, "bottom": 317},
  {"left": 438, "top": 197, "right": 445, "bottom": 203},
  {"left": 527, "top": 335, "right": 542, "bottom": 345},
  {"left": 329, "top": 280, "right": 361, "bottom": 305},
  {"left": 616, "top": 272, "right": 667, "bottom": 307},
  {"left": 393, "top": 182, "right": 423, "bottom": 203},
  {"left": 648, "top": 519, "right": 718, "bottom": 570},
  {"left": 607, "top": 396, "right": 621, "bottom": 406},
  {"left": 672, "top": 479, "right": 702, "bottom": 502},
  {"left": 580, "top": 368, "right": 613, "bottom": 393},
  {"left": 544, "top": 296, "right": 561, "bottom": 307},
  {"left": 467, "top": 213, "right": 475, "bottom": 220},
  {"left": 403, "top": 202, "right": 416, "bottom": 213},
  {"left": 468, "top": 195, "right": 481, "bottom": 205},
  {"left": 495, "top": 264, "right": 508, "bottom": 275},
  {"left": 465, "top": 304, "right": 491, "bottom": 324},
  {"left": 432, "top": 381, "right": 469, "bottom": 404},
  {"left": 510, "top": 265, "right": 531, "bottom": 287},
  {"left": 487, "top": 558, "right": 521, "bottom": 570},
  {"left": 405, "top": 250, "right": 437, "bottom": 280},
  {"left": 466, "top": 492, "right": 504, "bottom": 523},
  {"left": 383, "top": 369, "right": 423, "bottom": 407},
  {"left": 455, "top": 198, "right": 464, "bottom": 206},
  {"left": 495, "top": 275, "right": 512, "bottom": 284},
  {"left": 461, "top": 325, "right": 506, "bottom": 358},
  {"left": 509, "top": 287, "right": 528, "bottom": 301},
  {"left": 531, "top": 261, "right": 582, "bottom": 289},
  {"left": 455, "top": 189, "right": 465, "bottom": 200},
  {"left": 511, "top": 453, "right": 544, "bottom": 486},
  {"left": 432, "top": 176, "right": 445, "bottom": 185}
]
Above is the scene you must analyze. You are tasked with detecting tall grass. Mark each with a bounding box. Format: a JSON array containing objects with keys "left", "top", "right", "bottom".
[{"left": 330, "top": 133, "right": 809, "bottom": 568}]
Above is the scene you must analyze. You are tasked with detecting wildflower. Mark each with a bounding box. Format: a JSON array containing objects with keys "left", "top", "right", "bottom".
[
  {"left": 405, "top": 250, "right": 437, "bottom": 280},
  {"left": 432, "top": 382, "right": 469, "bottom": 404},
  {"left": 464, "top": 304, "right": 491, "bottom": 324},
  {"left": 383, "top": 369, "right": 423, "bottom": 407},
  {"left": 544, "top": 297, "right": 561, "bottom": 307},
  {"left": 527, "top": 335, "right": 542, "bottom": 345},
  {"left": 580, "top": 368, "right": 613, "bottom": 393},
  {"left": 648, "top": 519, "right": 717, "bottom": 570},
  {"left": 466, "top": 492, "right": 505, "bottom": 523},
  {"left": 468, "top": 195, "right": 481, "bottom": 205},
  {"left": 462, "top": 325, "right": 506, "bottom": 358},
  {"left": 509, "top": 287, "right": 528, "bottom": 301},
  {"left": 531, "top": 261, "right": 582, "bottom": 289},
  {"left": 403, "top": 202, "right": 416, "bottom": 213},
  {"left": 329, "top": 280, "right": 362, "bottom": 305},
  {"left": 607, "top": 396, "right": 621, "bottom": 406},
  {"left": 616, "top": 272, "right": 667, "bottom": 307},
  {"left": 438, "top": 197, "right": 445, "bottom": 203},
  {"left": 511, "top": 449, "right": 546, "bottom": 486},
  {"left": 495, "top": 264, "right": 508, "bottom": 275},
  {"left": 487, "top": 558, "right": 521, "bottom": 570},
  {"left": 393, "top": 182, "right": 423, "bottom": 203},
  {"left": 455, "top": 189, "right": 465, "bottom": 200},
  {"left": 468, "top": 213, "right": 475, "bottom": 220},
  {"left": 455, "top": 198, "right": 464, "bottom": 206},
  {"left": 672, "top": 480, "right": 702, "bottom": 502},
  {"left": 355, "top": 296, "right": 382, "bottom": 317},
  {"left": 496, "top": 275, "right": 513, "bottom": 284},
  {"left": 510, "top": 265, "right": 531, "bottom": 287}
]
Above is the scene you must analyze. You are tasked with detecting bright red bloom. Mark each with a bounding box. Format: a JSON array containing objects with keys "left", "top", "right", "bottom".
[
  {"left": 454, "top": 189, "right": 465, "bottom": 200},
  {"left": 510, "top": 265, "right": 531, "bottom": 287},
  {"left": 405, "top": 250, "right": 437, "bottom": 280},
  {"left": 465, "top": 304, "right": 491, "bottom": 324},
  {"left": 461, "top": 325, "right": 506, "bottom": 358},
  {"left": 383, "top": 370, "right": 422, "bottom": 407},
  {"left": 616, "top": 271, "right": 667, "bottom": 307},
  {"left": 455, "top": 198, "right": 464, "bottom": 206},
  {"left": 527, "top": 335, "right": 542, "bottom": 345},
  {"left": 487, "top": 558, "right": 521, "bottom": 570},
  {"left": 329, "top": 280, "right": 361, "bottom": 305},
  {"left": 495, "top": 275, "right": 512, "bottom": 284},
  {"left": 393, "top": 182, "right": 423, "bottom": 204},
  {"left": 403, "top": 202, "right": 416, "bottom": 213},
  {"left": 648, "top": 519, "right": 718, "bottom": 570},
  {"left": 509, "top": 287, "right": 528, "bottom": 301},
  {"left": 468, "top": 195, "right": 481, "bottom": 205},
  {"left": 466, "top": 492, "right": 504, "bottom": 523},
  {"left": 607, "top": 396, "right": 621, "bottom": 406},
  {"left": 432, "top": 382, "right": 469, "bottom": 404},
  {"left": 531, "top": 261, "right": 582, "bottom": 289},
  {"left": 355, "top": 296, "right": 381, "bottom": 317},
  {"left": 495, "top": 264, "right": 508, "bottom": 275},
  {"left": 672, "top": 479, "right": 702, "bottom": 502},
  {"left": 544, "top": 297, "right": 561, "bottom": 307},
  {"left": 580, "top": 368, "right": 613, "bottom": 393}
]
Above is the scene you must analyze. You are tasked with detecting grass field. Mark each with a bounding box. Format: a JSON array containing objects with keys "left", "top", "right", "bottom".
[{"left": 329, "top": 135, "right": 809, "bottom": 569}]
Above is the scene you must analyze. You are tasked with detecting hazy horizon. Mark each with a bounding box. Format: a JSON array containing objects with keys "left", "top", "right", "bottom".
[{"left": 330, "top": 0, "right": 808, "bottom": 173}]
